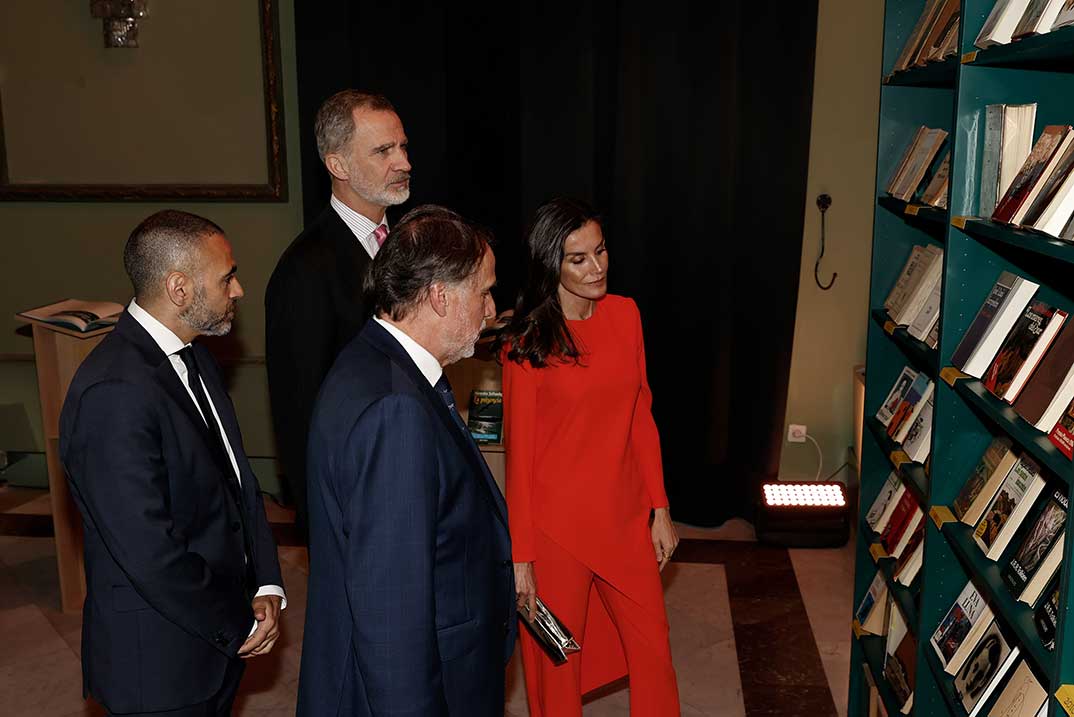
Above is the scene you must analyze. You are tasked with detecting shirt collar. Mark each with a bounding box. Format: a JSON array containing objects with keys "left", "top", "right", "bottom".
[
  {"left": 127, "top": 299, "right": 188, "bottom": 356},
  {"left": 373, "top": 317, "right": 442, "bottom": 387},
  {"left": 330, "top": 194, "right": 388, "bottom": 239}
]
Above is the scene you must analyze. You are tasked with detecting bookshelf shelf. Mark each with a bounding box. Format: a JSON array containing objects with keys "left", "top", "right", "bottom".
[
  {"left": 852, "top": 4, "right": 1074, "bottom": 715},
  {"left": 866, "top": 417, "right": 930, "bottom": 508},
  {"left": 951, "top": 378, "right": 1071, "bottom": 484},
  {"left": 957, "top": 217, "right": 1074, "bottom": 267},
  {"left": 871, "top": 308, "right": 939, "bottom": 377},
  {"left": 883, "top": 57, "right": 959, "bottom": 87},
  {"left": 941, "top": 521, "right": 1054, "bottom": 679},
  {"left": 922, "top": 648, "right": 966, "bottom": 717},
  {"left": 877, "top": 195, "right": 949, "bottom": 230},
  {"left": 859, "top": 634, "right": 909, "bottom": 717},
  {"left": 966, "top": 27, "right": 1074, "bottom": 71}
]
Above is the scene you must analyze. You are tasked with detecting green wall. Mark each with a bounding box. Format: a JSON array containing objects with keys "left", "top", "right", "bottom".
[{"left": 0, "top": 2, "right": 305, "bottom": 494}]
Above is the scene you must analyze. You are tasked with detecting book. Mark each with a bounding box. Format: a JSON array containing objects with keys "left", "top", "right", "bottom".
[
  {"left": 951, "top": 271, "right": 1040, "bottom": 378},
  {"left": 1002, "top": 487, "right": 1067, "bottom": 605},
  {"left": 1049, "top": 394, "right": 1074, "bottom": 458},
  {"left": 17, "top": 299, "right": 124, "bottom": 333},
  {"left": 981, "top": 301, "right": 1066, "bottom": 402},
  {"left": 855, "top": 571, "right": 890, "bottom": 636},
  {"left": 913, "top": 0, "right": 960, "bottom": 66},
  {"left": 866, "top": 472, "right": 907, "bottom": 533},
  {"left": 1033, "top": 574, "right": 1061, "bottom": 650},
  {"left": 907, "top": 277, "right": 941, "bottom": 342},
  {"left": 901, "top": 395, "right": 934, "bottom": 464},
  {"left": 1020, "top": 135, "right": 1074, "bottom": 228},
  {"left": 980, "top": 104, "right": 1038, "bottom": 216},
  {"left": 1012, "top": 0, "right": 1068, "bottom": 38},
  {"left": 888, "top": 375, "right": 934, "bottom": 444},
  {"left": 994, "top": 125, "right": 1074, "bottom": 225},
  {"left": 926, "top": 317, "right": 940, "bottom": 349},
  {"left": 1054, "top": 0, "right": 1074, "bottom": 29},
  {"left": 974, "top": 455, "right": 1046, "bottom": 560},
  {"left": 952, "top": 622, "right": 1018, "bottom": 717},
  {"left": 466, "top": 389, "right": 503, "bottom": 443},
  {"left": 921, "top": 151, "right": 950, "bottom": 207},
  {"left": 884, "top": 606, "right": 916, "bottom": 714},
  {"left": 933, "top": 580, "right": 995, "bottom": 675},
  {"left": 976, "top": 0, "right": 1036, "bottom": 47},
  {"left": 892, "top": 0, "right": 947, "bottom": 72},
  {"left": 1028, "top": 151, "right": 1074, "bottom": 237},
  {"left": 988, "top": 659, "right": 1047, "bottom": 717},
  {"left": 880, "top": 491, "right": 922, "bottom": 558},
  {"left": 890, "top": 128, "right": 949, "bottom": 202},
  {"left": 953, "top": 436, "right": 1018, "bottom": 526},
  {"left": 1013, "top": 320, "right": 1074, "bottom": 429},
  {"left": 894, "top": 521, "right": 925, "bottom": 587},
  {"left": 876, "top": 366, "right": 919, "bottom": 427},
  {"left": 886, "top": 245, "right": 943, "bottom": 325}
]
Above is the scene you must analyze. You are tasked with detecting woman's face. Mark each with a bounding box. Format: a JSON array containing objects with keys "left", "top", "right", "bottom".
[{"left": 558, "top": 220, "right": 608, "bottom": 302}]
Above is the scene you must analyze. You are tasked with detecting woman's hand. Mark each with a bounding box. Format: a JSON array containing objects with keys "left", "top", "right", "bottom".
[
  {"left": 514, "top": 562, "right": 538, "bottom": 619},
  {"left": 651, "top": 508, "right": 679, "bottom": 572}
]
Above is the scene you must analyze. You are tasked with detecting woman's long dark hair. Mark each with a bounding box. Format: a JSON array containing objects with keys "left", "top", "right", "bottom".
[{"left": 498, "top": 197, "right": 601, "bottom": 367}]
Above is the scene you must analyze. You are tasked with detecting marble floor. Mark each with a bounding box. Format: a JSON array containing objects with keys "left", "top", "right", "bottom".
[{"left": 0, "top": 487, "right": 853, "bottom": 716}]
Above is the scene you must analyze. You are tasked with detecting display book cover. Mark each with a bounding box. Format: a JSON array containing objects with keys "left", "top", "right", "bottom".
[
  {"left": 974, "top": 454, "right": 1045, "bottom": 560},
  {"left": 987, "top": 659, "right": 1048, "bottom": 717},
  {"left": 876, "top": 366, "right": 918, "bottom": 428},
  {"left": 981, "top": 300, "right": 1065, "bottom": 402},
  {"left": 993, "top": 125, "right": 1070, "bottom": 225},
  {"left": 932, "top": 580, "right": 994, "bottom": 675},
  {"left": 1000, "top": 486, "right": 1067, "bottom": 605},
  {"left": 466, "top": 389, "right": 503, "bottom": 443},
  {"left": 887, "top": 374, "right": 934, "bottom": 444},
  {"left": 865, "top": 472, "right": 906, "bottom": 533},
  {"left": 883, "top": 605, "right": 915, "bottom": 713},
  {"left": 1033, "top": 573, "right": 1061, "bottom": 652},
  {"left": 854, "top": 571, "right": 889, "bottom": 636},
  {"left": 952, "top": 620, "right": 1018, "bottom": 717},
  {"left": 879, "top": 490, "right": 921, "bottom": 558},
  {"left": 901, "top": 395, "right": 934, "bottom": 464},
  {"left": 1049, "top": 395, "right": 1074, "bottom": 459},
  {"left": 950, "top": 272, "right": 1016, "bottom": 371},
  {"left": 952, "top": 436, "right": 1016, "bottom": 526},
  {"left": 1013, "top": 318, "right": 1074, "bottom": 428}
]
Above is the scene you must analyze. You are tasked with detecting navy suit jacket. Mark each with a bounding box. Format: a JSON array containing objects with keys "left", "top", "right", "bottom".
[
  {"left": 297, "top": 320, "right": 517, "bottom": 717},
  {"left": 58, "top": 311, "right": 283, "bottom": 714}
]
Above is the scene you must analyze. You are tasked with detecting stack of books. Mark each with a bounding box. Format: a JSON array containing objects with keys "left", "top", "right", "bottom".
[{"left": 976, "top": 0, "right": 1074, "bottom": 49}]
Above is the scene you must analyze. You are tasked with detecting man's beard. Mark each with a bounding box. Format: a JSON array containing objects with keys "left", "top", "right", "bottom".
[
  {"left": 442, "top": 321, "right": 484, "bottom": 366},
  {"left": 179, "top": 283, "right": 235, "bottom": 337},
  {"left": 349, "top": 170, "right": 411, "bottom": 207}
]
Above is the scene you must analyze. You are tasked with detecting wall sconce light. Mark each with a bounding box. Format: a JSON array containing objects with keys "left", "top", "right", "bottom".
[{"left": 89, "top": 1, "right": 149, "bottom": 48}]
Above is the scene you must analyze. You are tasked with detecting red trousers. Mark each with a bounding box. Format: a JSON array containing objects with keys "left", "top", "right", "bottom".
[{"left": 523, "top": 531, "right": 681, "bottom": 716}]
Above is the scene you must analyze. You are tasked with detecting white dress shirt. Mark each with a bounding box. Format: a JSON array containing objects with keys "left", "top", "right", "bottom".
[
  {"left": 331, "top": 194, "right": 388, "bottom": 259},
  {"left": 374, "top": 317, "right": 442, "bottom": 387},
  {"left": 128, "top": 301, "right": 286, "bottom": 621}
]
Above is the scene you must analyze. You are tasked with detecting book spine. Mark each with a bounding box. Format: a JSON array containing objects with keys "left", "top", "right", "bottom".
[{"left": 980, "top": 104, "right": 1004, "bottom": 216}]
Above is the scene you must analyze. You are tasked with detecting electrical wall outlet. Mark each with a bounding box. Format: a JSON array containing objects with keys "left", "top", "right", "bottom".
[{"left": 788, "top": 424, "right": 808, "bottom": 443}]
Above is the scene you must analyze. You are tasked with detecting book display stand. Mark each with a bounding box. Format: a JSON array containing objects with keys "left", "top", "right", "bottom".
[
  {"left": 852, "top": 3, "right": 1074, "bottom": 715},
  {"left": 14, "top": 315, "right": 113, "bottom": 613}
]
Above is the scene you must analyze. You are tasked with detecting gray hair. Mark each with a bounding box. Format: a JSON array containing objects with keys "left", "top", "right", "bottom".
[
  {"left": 123, "top": 210, "right": 224, "bottom": 301},
  {"left": 314, "top": 90, "right": 396, "bottom": 162}
]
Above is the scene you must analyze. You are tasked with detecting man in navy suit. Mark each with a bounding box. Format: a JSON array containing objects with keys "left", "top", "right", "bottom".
[
  {"left": 60, "top": 210, "right": 284, "bottom": 715},
  {"left": 297, "top": 206, "right": 516, "bottom": 716}
]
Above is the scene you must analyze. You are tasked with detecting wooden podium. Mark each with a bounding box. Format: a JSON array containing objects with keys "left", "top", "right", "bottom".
[{"left": 16, "top": 314, "right": 114, "bottom": 612}]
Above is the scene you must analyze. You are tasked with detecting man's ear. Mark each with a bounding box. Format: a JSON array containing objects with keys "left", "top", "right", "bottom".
[
  {"left": 164, "top": 271, "right": 193, "bottom": 308},
  {"left": 428, "top": 282, "right": 449, "bottom": 318},
  {"left": 324, "top": 154, "right": 349, "bottom": 182}
]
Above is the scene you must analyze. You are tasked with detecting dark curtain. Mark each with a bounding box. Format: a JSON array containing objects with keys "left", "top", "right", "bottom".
[{"left": 293, "top": 0, "right": 818, "bottom": 525}]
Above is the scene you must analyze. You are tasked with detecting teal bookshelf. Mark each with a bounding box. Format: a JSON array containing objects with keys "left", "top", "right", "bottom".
[{"left": 850, "top": 2, "right": 1074, "bottom": 715}]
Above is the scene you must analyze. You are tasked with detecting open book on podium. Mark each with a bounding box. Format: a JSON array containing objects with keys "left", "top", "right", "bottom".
[{"left": 15, "top": 298, "right": 124, "bottom": 612}]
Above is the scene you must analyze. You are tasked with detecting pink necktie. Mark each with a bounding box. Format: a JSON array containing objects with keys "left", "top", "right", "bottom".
[{"left": 373, "top": 225, "right": 388, "bottom": 247}]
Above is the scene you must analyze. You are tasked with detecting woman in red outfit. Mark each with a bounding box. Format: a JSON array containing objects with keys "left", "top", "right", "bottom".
[{"left": 499, "top": 198, "right": 680, "bottom": 716}]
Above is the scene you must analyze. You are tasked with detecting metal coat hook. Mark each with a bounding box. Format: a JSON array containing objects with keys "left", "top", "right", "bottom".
[{"left": 814, "top": 193, "right": 836, "bottom": 291}]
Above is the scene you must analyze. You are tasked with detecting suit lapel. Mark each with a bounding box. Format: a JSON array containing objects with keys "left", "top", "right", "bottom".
[
  {"left": 363, "top": 321, "right": 508, "bottom": 528},
  {"left": 152, "top": 360, "right": 237, "bottom": 482},
  {"left": 195, "top": 345, "right": 258, "bottom": 504}
]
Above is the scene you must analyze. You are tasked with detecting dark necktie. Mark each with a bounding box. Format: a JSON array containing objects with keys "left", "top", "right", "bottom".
[
  {"left": 434, "top": 374, "right": 470, "bottom": 434},
  {"left": 177, "top": 346, "right": 255, "bottom": 592}
]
